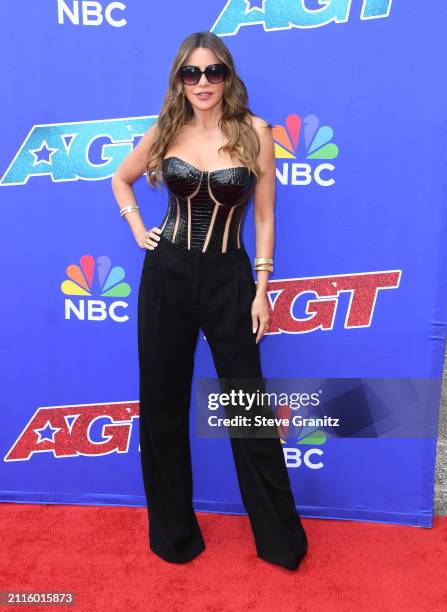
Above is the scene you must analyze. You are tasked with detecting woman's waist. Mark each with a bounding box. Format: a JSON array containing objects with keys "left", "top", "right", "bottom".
[
  {"left": 156, "top": 233, "right": 249, "bottom": 262},
  {"left": 159, "top": 207, "right": 247, "bottom": 256}
]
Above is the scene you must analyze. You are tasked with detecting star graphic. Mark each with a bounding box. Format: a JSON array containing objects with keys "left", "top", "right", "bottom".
[
  {"left": 34, "top": 421, "right": 61, "bottom": 444},
  {"left": 29, "top": 141, "right": 58, "bottom": 166},
  {"left": 246, "top": 0, "right": 265, "bottom": 12}
]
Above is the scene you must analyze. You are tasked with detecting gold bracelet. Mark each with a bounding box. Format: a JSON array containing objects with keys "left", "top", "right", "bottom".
[
  {"left": 254, "top": 256, "right": 273, "bottom": 273},
  {"left": 254, "top": 264, "right": 273, "bottom": 272},
  {"left": 120, "top": 205, "right": 140, "bottom": 217},
  {"left": 120, "top": 205, "right": 140, "bottom": 219},
  {"left": 254, "top": 257, "right": 273, "bottom": 265}
]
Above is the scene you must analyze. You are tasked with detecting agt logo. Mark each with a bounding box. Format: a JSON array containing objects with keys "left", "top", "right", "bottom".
[
  {"left": 0, "top": 116, "right": 155, "bottom": 186},
  {"left": 265, "top": 270, "right": 401, "bottom": 334},
  {"left": 211, "top": 0, "right": 393, "bottom": 36},
  {"left": 273, "top": 113, "right": 339, "bottom": 187},
  {"left": 61, "top": 254, "right": 131, "bottom": 322},
  {"left": 4, "top": 402, "right": 140, "bottom": 461}
]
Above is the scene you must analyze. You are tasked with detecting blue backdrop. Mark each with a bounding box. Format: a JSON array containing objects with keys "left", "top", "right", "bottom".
[{"left": 1, "top": 1, "right": 445, "bottom": 527}]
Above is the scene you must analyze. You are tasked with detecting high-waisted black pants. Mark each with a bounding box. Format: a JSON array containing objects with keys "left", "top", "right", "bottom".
[{"left": 137, "top": 234, "right": 308, "bottom": 570}]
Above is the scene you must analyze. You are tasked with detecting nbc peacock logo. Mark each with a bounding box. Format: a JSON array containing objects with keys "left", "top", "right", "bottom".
[
  {"left": 276, "top": 404, "right": 327, "bottom": 470},
  {"left": 61, "top": 255, "right": 131, "bottom": 323},
  {"left": 272, "top": 113, "right": 339, "bottom": 187}
]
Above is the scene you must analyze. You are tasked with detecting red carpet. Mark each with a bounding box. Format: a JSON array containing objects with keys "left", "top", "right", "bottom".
[{"left": 1, "top": 503, "right": 446, "bottom": 611}]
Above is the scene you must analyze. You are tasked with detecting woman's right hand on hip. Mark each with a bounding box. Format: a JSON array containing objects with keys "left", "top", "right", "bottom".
[{"left": 137, "top": 226, "right": 161, "bottom": 250}]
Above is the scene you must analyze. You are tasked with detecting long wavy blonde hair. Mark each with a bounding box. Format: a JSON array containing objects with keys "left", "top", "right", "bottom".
[{"left": 146, "top": 31, "right": 271, "bottom": 189}]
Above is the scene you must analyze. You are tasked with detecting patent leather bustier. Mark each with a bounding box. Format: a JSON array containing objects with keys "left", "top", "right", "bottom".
[{"left": 159, "top": 156, "right": 256, "bottom": 253}]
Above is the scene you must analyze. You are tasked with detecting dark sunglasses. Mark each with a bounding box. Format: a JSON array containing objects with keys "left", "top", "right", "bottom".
[{"left": 179, "top": 63, "right": 229, "bottom": 85}]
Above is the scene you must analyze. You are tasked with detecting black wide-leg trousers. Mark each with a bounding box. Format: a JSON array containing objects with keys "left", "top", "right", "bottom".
[{"left": 137, "top": 235, "right": 308, "bottom": 570}]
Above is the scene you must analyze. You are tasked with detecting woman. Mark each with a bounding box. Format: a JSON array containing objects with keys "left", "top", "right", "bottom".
[{"left": 111, "top": 31, "right": 308, "bottom": 571}]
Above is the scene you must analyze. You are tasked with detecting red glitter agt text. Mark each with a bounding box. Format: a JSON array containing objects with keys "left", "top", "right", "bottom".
[
  {"left": 267, "top": 270, "right": 401, "bottom": 333},
  {"left": 4, "top": 402, "right": 139, "bottom": 461}
]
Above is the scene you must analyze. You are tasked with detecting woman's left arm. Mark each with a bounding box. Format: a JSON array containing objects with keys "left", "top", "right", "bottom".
[{"left": 251, "top": 116, "right": 276, "bottom": 344}]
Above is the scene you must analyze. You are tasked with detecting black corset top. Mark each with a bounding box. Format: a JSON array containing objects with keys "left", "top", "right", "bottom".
[{"left": 159, "top": 156, "right": 256, "bottom": 253}]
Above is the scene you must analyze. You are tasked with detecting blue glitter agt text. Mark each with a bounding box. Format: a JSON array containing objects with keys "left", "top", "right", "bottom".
[
  {"left": 211, "top": 0, "right": 393, "bottom": 36},
  {"left": 0, "top": 116, "right": 156, "bottom": 186}
]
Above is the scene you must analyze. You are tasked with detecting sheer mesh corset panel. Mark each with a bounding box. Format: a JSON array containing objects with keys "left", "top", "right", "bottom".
[{"left": 159, "top": 156, "right": 257, "bottom": 253}]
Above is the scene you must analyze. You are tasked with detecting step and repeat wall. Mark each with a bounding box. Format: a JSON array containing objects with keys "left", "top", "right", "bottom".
[{"left": 2, "top": 1, "right": 446, "bottom": 527}]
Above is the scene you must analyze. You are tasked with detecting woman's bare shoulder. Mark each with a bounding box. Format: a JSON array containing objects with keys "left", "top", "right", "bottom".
[{"left": 250, "top": 115, "right": 273, "bottom": 130}]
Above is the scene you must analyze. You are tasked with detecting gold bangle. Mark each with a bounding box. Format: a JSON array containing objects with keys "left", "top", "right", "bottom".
[
  {"left": 120, "top": 205, "right": 139, "bottom": 217},
  {"left": 120, "top": 205, "right": 140, "bottom": 219},
  {"left": 254, "top": 265, "right": 273, "bottom": 272},
  {"left": 254, "top": 257, "right": 273, "bottom": 265}
]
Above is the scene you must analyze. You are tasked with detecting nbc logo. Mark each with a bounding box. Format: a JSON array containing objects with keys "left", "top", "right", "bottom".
[
  {"left": 61, "top": 255, "right": 131, "bottom": 322},
  {"left": 272, "top": 113, "right": 339, "bottom": 187},
  {"left": 281, "top": 430, "right": 327, "bottom": 470},
  {"left": 276, "top": 404, "right": 327, "bottom": 469}
]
